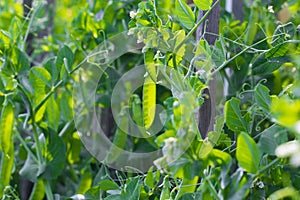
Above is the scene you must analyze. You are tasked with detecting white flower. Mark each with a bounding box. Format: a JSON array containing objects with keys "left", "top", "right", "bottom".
[
  {"left": 290, "top": 153, "right": 300, "bottom": 167},
  {"left": 275, "top": 141, "right": 300, "bottom": 158},
  {"left": 129, "top": 11, "right": 137, "bottom": 19}
]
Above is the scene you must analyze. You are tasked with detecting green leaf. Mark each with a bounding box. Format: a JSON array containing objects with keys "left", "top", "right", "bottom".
[
  {"left": 236, "top": 132, "right": 261, "bottom": 174},
  {"left": 224, "top": 98, "right": 249, "bottom": 132},
  {"left": 56, "top": 45, "right": 74, "bottom": 75},
  {"left": 251, "top": 52, "right": 288, "bottom": 75},
  {"left": 30, "top": 67, "right": 52, "bottom": 88},
  {"left": 144, "top": 167, "right": 155, "bottom": 189},
  {"left": 160, "top": 176, "right": 170, "bottom": 200},
  {"left": 258, "top": 125, "right": 287, "bottom": 155},
  {"left": 46, "top": 95, "right": 60, "bottom": 131},
  {"left": 254, "top": 84, "right": 271, "bottom": 112},
  {"left": 41, "top": 133, "right": 66, "bottom": 180},
  {"left": 143, "top": 75, "right": 156, "bottom": 130},
  {"left": 193, "top": 0, "right": 212, "bottom": 11},
  {"left": 12, "top": 47, "right": 30, "bottom": 73},
  {"left": 78, "top": 167, "right": 92, "bottom": 194},
  {"left": 175, "top": 0, "right": 195, "bottom": 30},
  {"left": 176, "top": 177, "right": 198, "bottom": 199},
  {"left": 98, "top": 180, "right": 119, "bottom": 191},
  {"left": 0, "top": 103, "right": 14, "bottom": 154},
  {"left": 67, "top": 132, "right": 81, "bottom": 164},
  {"left": 123, "top": 178, "right": 142, "bottom": 199},
  {"left": 271, "top": 22, "right": 295, "bottom": 47}
]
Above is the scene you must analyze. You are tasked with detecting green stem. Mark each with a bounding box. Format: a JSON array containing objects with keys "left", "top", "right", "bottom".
[
  {"left": 44, "top": 180, "right": 54, "bottom": 200},
  {"left": 17, "top": 85, "right": 43, "bottom": 165},
  {"left": 259, "top": 158, "right": 280, "bottom": 174},
  {"left": 186, "top": 0, "right": 220, "bottom": 39},
  {"left": 174, "top": 0, "right": 220, "bottom": 55},
  {"left": 15, "top": 129, "right": 38, "bottom": 163}
]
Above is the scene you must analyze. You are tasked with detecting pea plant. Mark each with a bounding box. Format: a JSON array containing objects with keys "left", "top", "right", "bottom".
[{"left": 0, "top": 0, "right": 299, "bottom": 199}]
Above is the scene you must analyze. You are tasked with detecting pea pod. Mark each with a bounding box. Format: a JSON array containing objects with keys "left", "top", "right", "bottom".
[
  {"left": 0, "top": 144, "right": 14, "bottom": 197},
  {"left": 0, "top": 103, "right": 14, "bottom": 154},
  {"left": 245, "top": 5, "right": 259, "bottom": 45},
  {"left": 143, "top": 75, "right": 156, "bottom": 130},
  {"left": 105, "top": 109, "right": 128, "bottom": 164},
  {"left": 29, "top": 179, "right": 45, "bottom": 200}
]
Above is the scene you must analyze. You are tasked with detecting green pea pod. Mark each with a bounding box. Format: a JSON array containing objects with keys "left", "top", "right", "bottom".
[
  {"left": 105, "top": 110, "right": 128, "bottom": 164},
  {"left": 0, "top": 103, "right": 14, "bottom": 154},
  {"left": 245, "top": 6, "right": 259, "bottom": 45},
  {"left": 0, "top": 144, "right": 14, "bottom": 197},
  {"left": 143, "top": 75, "right": 156, "bottom": 130},
  {"left": 130, "top": 95, "right": 156, "bottom": 147},
  {"left": 29, "top": 179, "right": 45, "bottom": 200}
]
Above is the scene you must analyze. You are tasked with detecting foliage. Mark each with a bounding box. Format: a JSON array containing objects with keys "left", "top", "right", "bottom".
[{"left": 0, "top": 0, "right": 300, "bottom": 199}]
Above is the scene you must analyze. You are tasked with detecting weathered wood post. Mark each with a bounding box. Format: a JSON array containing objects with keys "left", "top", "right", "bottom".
[{"left": 197, "top": 0, "right": 220, "bottom": 138}]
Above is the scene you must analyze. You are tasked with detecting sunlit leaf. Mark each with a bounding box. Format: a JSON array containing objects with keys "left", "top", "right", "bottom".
[
  {"left": 78, "top": 167, "right": 92, "bottom": 194},
  {"left": 175, "top": 0, "right": 195, "bottom": 30},
  {"left": 193, "top": 0, "right": 212, "bottom": 11},
  {"left": 46, "top": 95, "right": 60, "bottom": 131},
  {"left": 236, "top": 132, "right": 261, "bottom": 174},
  {"left": 224, "top": 98, "right": 249, "bottom": 132}
]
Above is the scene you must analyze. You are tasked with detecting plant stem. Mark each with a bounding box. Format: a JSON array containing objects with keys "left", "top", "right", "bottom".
[
  {"left": 259, "top": 158, "right": 280, "bottom": 174},
  {"left": 44, "top": 180, "right": 54, "bottom": 200},
  {"left": 15, "top": 129, "right": 38, "bottom": 163}
]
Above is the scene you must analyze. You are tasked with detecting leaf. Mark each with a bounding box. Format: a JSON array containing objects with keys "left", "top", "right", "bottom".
[
  {"left": 224, "top": 98, "right": 249, "bottom": 132},
  {"left": 78, "top": 167, "right": 92, "bottom": 194},
  {"left": 193, "top": 0, "right": 212, "bottom": 11},
  {"left": 46, "top": 95, "right": 60, "bottom": 131},
  {"left": 251, "top": 53, "right": 288, "bottom": 75},
  {"left": 176, "top": 176, "right": 199, "bottom": 199},
  {"left": 56, "top": 45, "right": 74, "bottom": 75},
  {"left": 98, "top": 180, "right": 119, "bottom": 191},
  {"left": 144, "top": 168, "right": 155, "bottom": 189},
  {"left": 175, "top": 0, "right": 195, "bottom": 30},
  {"left": 30, "top": 67, "right": 52, "bottom": 88},
  {"left": 67, "top": 132, "right": 81, "bottom": 164},
  {"left": 271, "top": 22, "right": 295, "bottom": 47},
  {"left": 123, "top": 178, "right": 142, "bottom": 199},
  {"left": 144, "top": 50, "right": 157, "bottom": 82},
  {"left": 12, "top": 47, "right": 30, "bottom": 73},
  {"left": 160, "top": 176, "right": 170, "bottom": 200},
  {"left": 143, "top": 75, "right": 156, "bottom": 130},
  {"left": 258, "top": 125, "right": 288, "bottom": 155},
  {"left": 254, "top": 83, "right": 271, "bottom": 112},
  {"left": 41, "top": 133, "right": 66, "bottom": 180},
  {"left": 0, "top": 103, "right": 14, "bottom": 154},
  {"left": 236, "top": 132, "right": 261, "bottom": 174}
]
